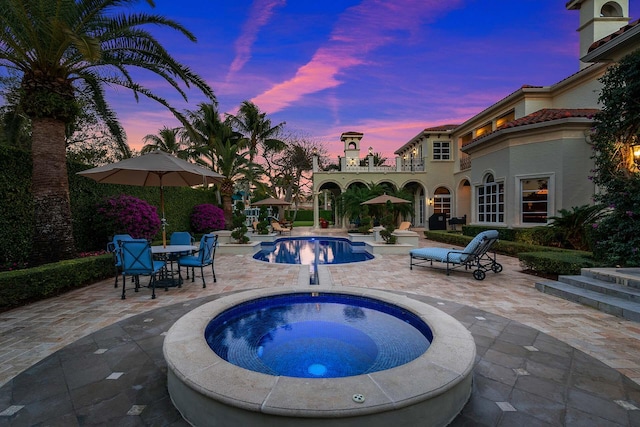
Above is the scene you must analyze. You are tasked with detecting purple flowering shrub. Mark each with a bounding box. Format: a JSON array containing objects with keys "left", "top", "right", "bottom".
[
  {"left": 96, "top": 194, "right": 161, "bottom": 240},
  {"left": 190, "top": 204, "right": 225, "bottom": 233}
]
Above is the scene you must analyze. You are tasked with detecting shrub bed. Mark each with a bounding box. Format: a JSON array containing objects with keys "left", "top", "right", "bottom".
[
  {"left": 0, "top": 254, "right": 114, "bottom": 312},
  {"left": 518, "top": 251, "right": 599, "bottom": 276}
]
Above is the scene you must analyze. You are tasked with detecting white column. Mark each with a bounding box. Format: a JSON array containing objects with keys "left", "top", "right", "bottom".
[{"left": 313, "top": 192, "right": 319, "bottom": 229}]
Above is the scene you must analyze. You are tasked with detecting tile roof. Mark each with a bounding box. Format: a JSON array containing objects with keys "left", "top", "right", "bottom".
[
  {"left": 463, "top": 108, "right": 599, "bottom": 148},
  {"left": 588, "top": 19, "right": 640, "bottom": 52},
  {"left": 424, "top": 124, "right": 459, "bottom": 132},
  {"left": 497, "top": 108, "right": 599, "bottom": 129}
]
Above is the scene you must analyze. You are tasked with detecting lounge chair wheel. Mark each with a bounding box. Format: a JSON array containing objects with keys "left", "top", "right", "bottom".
[
  {"left": 473, "top": 269, "right": 486, "bottom": 280},
  {"left": 492, "top": 263, "right": 503, "bottom": 273}
]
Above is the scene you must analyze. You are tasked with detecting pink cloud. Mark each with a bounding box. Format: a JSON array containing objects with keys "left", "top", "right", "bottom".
[
  {"left": 251, "top": 0, "right": 464, "bottom": 114},
  {"left": 228, "top": 0, "right": 287, "bottom": 76}
]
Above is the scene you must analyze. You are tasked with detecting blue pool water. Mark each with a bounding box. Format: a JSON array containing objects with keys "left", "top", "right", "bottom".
[
  {"left": 253, "top": 237, "right": 374, "bottom": 264},
  {"left": 205, "top": 293, "right": 433, "bottom": 378}
]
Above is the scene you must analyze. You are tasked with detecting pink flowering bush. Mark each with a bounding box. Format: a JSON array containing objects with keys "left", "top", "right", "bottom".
[
  {"left": 96, "top": 194, "right": 161, "bottom": 240},
  {"left": 191, "top": 204, "right": 225, "bottom": 233}
]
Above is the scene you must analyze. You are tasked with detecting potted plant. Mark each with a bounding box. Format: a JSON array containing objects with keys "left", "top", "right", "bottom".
[{"left": 319, "top": 217, "right": 329, "bottom": 228}]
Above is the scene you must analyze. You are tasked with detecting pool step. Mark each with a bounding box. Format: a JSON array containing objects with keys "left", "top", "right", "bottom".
[{"left": 535, "top": 268, "right": 640, "bottom": 322}]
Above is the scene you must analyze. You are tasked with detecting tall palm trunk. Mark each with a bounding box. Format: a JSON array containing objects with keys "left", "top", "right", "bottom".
[
  {"left": 220, "top": 178, "right": 235, "bottom": 227},
  {"left": 30, "top": 117, "right": 76, "bottom": 263}
]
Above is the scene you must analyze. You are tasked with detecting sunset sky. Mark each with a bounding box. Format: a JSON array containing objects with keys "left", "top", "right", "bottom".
[{"left": 109, "top": 0, "right": 640, "bottom": 159}]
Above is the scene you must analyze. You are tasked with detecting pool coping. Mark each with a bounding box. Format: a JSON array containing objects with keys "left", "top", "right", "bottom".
[{"left": 163, "top": 286, "right": 476, "bottom": 425}]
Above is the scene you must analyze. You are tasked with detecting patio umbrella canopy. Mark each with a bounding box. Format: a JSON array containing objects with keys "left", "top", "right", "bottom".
[
  {"left": 361, "top": 194, "right": 410, "bottom": 205},
  {"left": 252, "top": 197, "right": 291, "bottom": 221},
  {"left": 251, "top": 197, "right": 291, "bottom": 206},
  {"left": 78, "top": 150, "right": 224, "bottom": 246}
]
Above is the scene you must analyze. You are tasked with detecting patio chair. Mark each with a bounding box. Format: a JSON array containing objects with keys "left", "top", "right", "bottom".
[
  {"left": 409, "top": 230, "right": 502, "bottom": 280},
  {"left": 271, "top": 221, "right": 291, "bottom": 235},
  {"left": 107, "top": 234, "right": 133, "bottom": 288},
  {"left": 168, "top": 231, "right": 195, "bottom": 277},
  {"left": 177, "top": 234, "right": 218, "bottom": 288},
  {"left": 119, "top": 239, "right": 165, "bottom": 299},
  {"left": 398, "top": 221, "right": 412, "bottom": 231}
]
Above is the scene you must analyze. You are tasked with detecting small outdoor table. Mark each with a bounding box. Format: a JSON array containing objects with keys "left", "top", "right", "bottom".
[{"left": 151, "top": 245, "right": 197, "bottom": 287}]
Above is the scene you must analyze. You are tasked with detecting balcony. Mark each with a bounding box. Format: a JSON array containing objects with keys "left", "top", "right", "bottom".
[{"left": 460, "top": 157, "right": 471, "bottom": 171}]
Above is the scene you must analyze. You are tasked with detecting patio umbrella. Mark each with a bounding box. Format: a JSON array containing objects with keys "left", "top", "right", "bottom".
[
  {"left": 252, "top": 197, "right": 291, "bottom": 221},
  {"left": 361, "top": 193, "right": 411, "bottom": 205},
  {"left": 78, "top": 150, "right": 224, "bottom": 246},
  {"left": 251, "top": 197, "right": 291, "bottom": 206}
]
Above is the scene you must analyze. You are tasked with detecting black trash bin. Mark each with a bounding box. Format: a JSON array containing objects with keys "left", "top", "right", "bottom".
[{"left": 428, "top": 213, "right": 447, "bottom": 230}]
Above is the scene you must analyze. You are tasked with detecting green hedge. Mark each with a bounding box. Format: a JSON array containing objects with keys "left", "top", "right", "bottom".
[
  {"left": 286, "top": 209, "right": 332, "bottom": 222},
  {"left": 0, "top": 146, "right": 220, "bottom": 265},
  {"left": 0, "top": 254, "right": 114, "bottom": 312},
  {"left": 518, "top": 251, "right": 599, "bottom": 275}
]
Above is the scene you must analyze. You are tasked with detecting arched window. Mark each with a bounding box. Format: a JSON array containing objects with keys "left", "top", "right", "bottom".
[
  {"left": 433, "top": 187, "right": 451, "bottom": 218},
  {"left": 477, "top": 174, "right": 504, "bottom": 223},
  {"left": 601, "top": 2, "right": 622, "bottom": 17}
]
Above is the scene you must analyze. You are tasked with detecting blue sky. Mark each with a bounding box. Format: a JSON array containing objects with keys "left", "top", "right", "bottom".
[{"left": 109, "top": 0, "right": 640, "bottom": 159}]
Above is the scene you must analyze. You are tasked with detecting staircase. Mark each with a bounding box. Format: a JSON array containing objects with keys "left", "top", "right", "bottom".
[{"left": 535, "top": 268, "right": 640, "bottom": 322}]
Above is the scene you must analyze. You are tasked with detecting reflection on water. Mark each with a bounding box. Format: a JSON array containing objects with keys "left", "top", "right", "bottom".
[
  {"left": 254, "top": 237, "right": 373, "bottom": 264},
  {"left": 205, "top": 293, "right": 432, "bottom": 378}
]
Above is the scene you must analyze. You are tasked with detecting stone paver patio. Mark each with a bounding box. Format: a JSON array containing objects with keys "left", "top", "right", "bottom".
[{"left": 0, "top": 227, "right": 639, "bottom": 425}]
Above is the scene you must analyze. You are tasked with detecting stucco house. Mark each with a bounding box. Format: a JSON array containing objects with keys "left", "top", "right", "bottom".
[{"left": 312, "top": 0, "right": 640, "bottom": 230}]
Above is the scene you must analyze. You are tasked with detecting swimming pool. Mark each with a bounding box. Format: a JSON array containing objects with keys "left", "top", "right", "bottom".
[{"left": 253, "top": 237, "right": 374, "bottom": 264}]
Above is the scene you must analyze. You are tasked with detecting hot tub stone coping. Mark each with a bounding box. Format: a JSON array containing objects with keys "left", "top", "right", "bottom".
[{"left": 163, "top": 286, "right": 475, "bottom": 420}]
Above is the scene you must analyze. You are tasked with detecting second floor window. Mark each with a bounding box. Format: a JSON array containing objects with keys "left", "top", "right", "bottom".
[{"left": 433, "top": 141, "right": 450, "bottom": 160}]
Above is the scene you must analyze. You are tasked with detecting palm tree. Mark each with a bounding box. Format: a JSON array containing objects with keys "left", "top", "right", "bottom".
[
  {"left": 226, "top": 101, "right": 286, "bottom": 162},
  {"left": 141, "top": 127, "right": 188, "bottom": 158},
  {"left": 184, "top": 103, "right": 260, "bottom": 223},
  {"left": 0, "top": 0, "right": 215, "bottom": 264}
]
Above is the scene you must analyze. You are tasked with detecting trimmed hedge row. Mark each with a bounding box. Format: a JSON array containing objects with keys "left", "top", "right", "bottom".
[
  {"left": 0, "top": 254, "right": 114, "bottom": 312},
  {"left": 0, "top": 146, "right": 219, "bottom": 266},
  {"left": 518, "top": 251, "right": 599, "bottom": 276},
  {"left": 286, "top": 209, "right": 332, "bottom": 222}
]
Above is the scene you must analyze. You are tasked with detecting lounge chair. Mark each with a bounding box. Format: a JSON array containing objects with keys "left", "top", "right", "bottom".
[
  {"left": 409, "top": 230, "right": 502, "bottom": 280},
  {"left": 271, "top": 221, "right": 291, "bottom": 235},
  {"left": 398, "top": 221, "right": 411, "bottom": 231}
]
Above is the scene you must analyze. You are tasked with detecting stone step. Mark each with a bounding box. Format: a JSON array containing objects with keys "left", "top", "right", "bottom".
[
  {"left": 558, "top": 275, "right": 640, "bottom": 303},
  {"left": 535, "top": 280, "right": 640, "bottom": 322},
  {"left": 581, "top": 268, "right": 640, "bottom": 290}
]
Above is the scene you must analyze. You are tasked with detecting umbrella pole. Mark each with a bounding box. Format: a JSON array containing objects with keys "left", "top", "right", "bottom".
[{"left": 161, "top": 185, "right": 167, "bottom": 248}]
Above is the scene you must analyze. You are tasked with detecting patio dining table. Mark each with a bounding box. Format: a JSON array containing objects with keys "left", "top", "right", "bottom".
[{"left": 151, "top": 244, "right": 197, "bottom": 287}]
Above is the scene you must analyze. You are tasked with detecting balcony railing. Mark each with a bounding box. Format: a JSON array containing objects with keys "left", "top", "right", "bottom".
[{"left": 460, "top": 157, "right": 471, "bottom": 170}]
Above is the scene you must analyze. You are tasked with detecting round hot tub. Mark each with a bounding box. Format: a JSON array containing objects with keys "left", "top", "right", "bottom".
[{"left": 164, "top": 287, "right": 475, "bottom": 427}]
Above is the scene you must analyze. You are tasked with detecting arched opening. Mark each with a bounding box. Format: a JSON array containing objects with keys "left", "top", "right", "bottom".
[
  {"left": 601, "top": 2, "right": 623, "bottom": 17},
  {"left": 433, "top": 187, "right": 452, "bottom": 219}
]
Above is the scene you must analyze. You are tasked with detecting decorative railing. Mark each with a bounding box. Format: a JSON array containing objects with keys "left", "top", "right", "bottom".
[{"left": 460, "top": 157, "right": 471, "bottom": 170}]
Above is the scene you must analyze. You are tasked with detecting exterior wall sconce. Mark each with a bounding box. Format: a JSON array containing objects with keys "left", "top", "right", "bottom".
[
  {"left": 426, "top": 198, "right": 434, "bottom": 206},
  {"left": 631, "top": 138, "right": 640, "bottom": 167}
]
